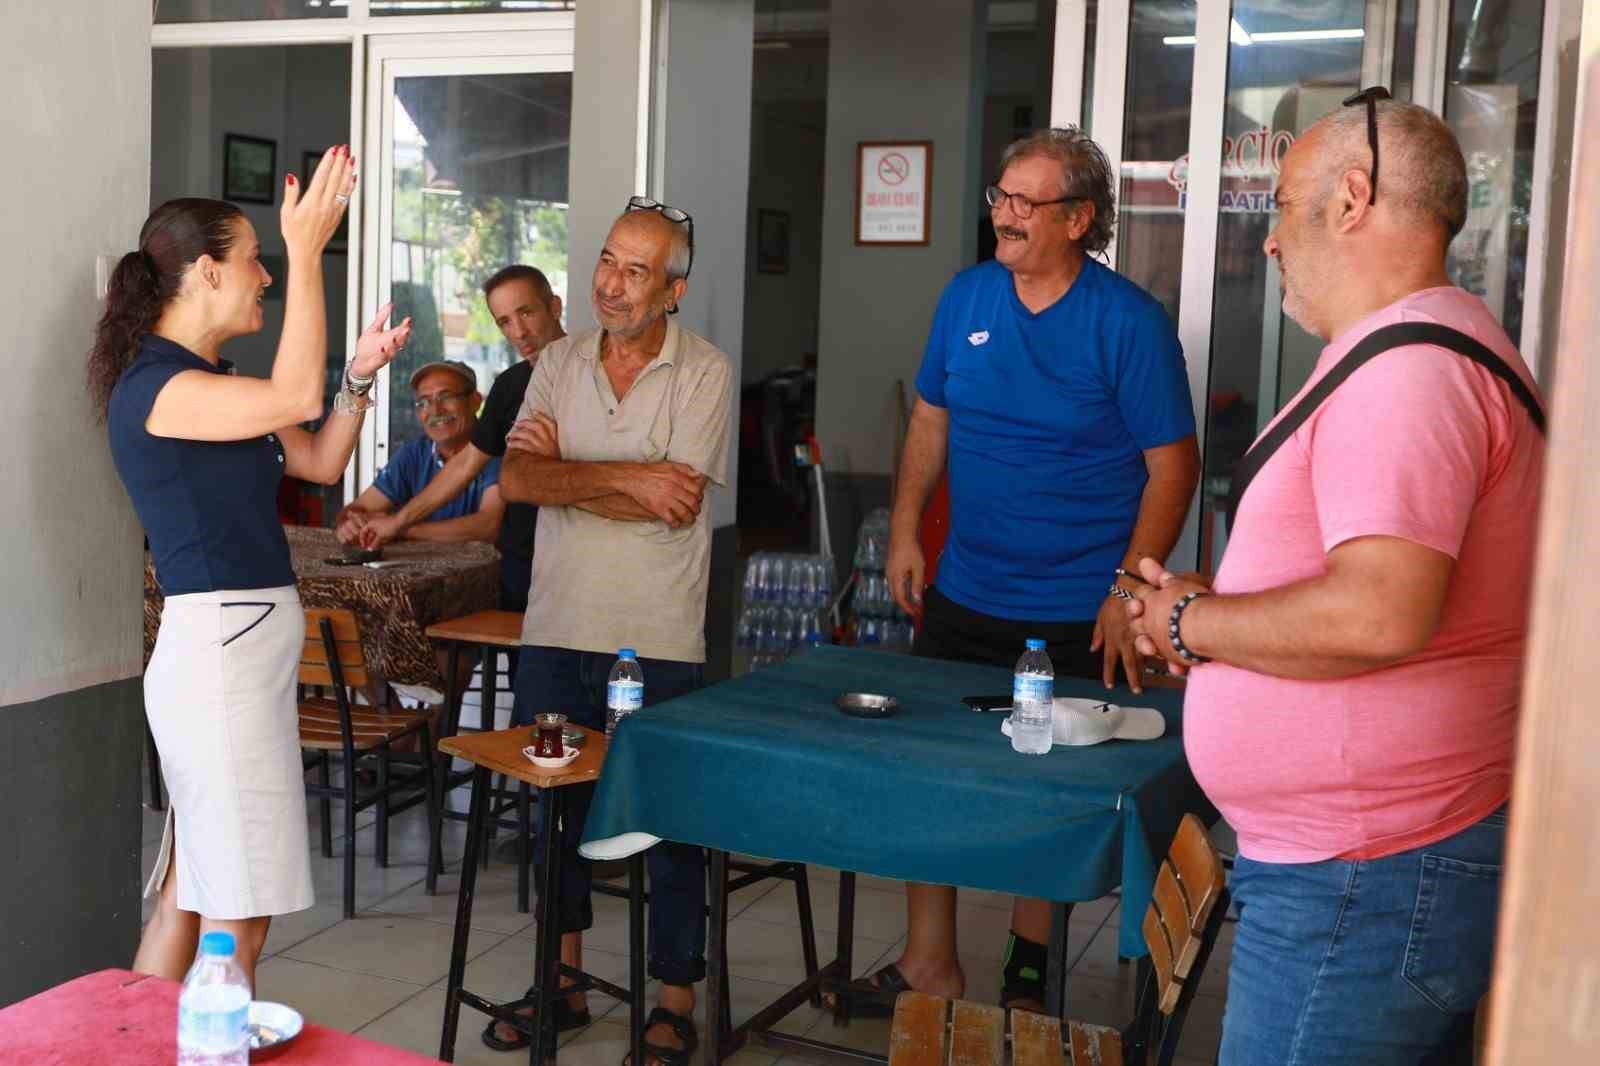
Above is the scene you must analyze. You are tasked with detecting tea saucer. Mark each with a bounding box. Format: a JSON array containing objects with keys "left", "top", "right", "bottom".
[{"left": 523, "top": 746, "right": 581, "bottom": 769}]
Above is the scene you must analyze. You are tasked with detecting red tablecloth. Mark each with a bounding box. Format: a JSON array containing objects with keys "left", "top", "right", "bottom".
[{"left": 0, "top": 969, "right": 444, "bottom": 1065}]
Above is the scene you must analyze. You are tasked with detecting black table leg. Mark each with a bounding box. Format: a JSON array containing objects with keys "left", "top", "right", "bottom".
[
  {"left": 438, "top": 766, "right": 490, "bottom": 1062},
  {"left": 705, "top": 849, "right": 729, "bottom": 1066},
  {"left": 518, "top": 783, "right": 532, "bottom": 914},
  {"left": 629, "top": 852, "right": 647, "bottom": 1066},
  {"left": 532, "top": 788, "right": 565, "bottom": 1066},
  {"left": 1044, "top": 901, "right": 1072, "bottom": 1021},
  {"left": 432, "top": 640, "right": 466, "bottom": 882},
  {"left": 832, "top": 871, "right": 856, "bottom": 1027}
]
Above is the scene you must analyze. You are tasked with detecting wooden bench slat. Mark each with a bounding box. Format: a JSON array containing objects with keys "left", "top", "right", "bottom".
[
  {"left": 304, "top": 608, "right": 361, "bottom": 642},
  {"left": 298, "top": 663, "right": 372, "bottom": 689},
  {"left": 1143, "top": 905, "right": 1182, "bottom": 1014},
  {"left": 1169, "top": 814, "right": 1225, "bottom": 929},
  {"left": 1153, "top": 860, "right": 1204, "bottom": 978},
  {"left": 949, "top": 1000, "right": 1004, "bottom": 1066},
  {"left": 1065, "top": 1020, "right": 1123, "bottom": 1066},
  {"left": 1010, "top": 1007, "right": 1065, "bottom": 1066},
  {"left": 888, "top": 992, "right": 948, "bottom": 1066}
]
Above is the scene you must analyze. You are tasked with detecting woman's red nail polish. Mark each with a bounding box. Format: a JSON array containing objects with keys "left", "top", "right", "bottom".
[{"left": 286, "top": 174, "right": 296, "bottom": 184}]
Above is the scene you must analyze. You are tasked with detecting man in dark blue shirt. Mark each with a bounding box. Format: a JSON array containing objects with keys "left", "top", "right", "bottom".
[
  {"left": 335, "top": 359, "right": 503, "bottom": 545},
  {"left": 868, "top": 128, "right": 1200, "bottom": 1014}
]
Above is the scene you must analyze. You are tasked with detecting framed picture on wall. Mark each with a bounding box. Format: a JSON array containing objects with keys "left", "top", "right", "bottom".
[
  {"left": 756, "top": 209, "right": 791, "bottom": 274},
  {"left": 223, "top": 134, "right": 277, "bottom": 205},
  {"left": 303, "top": 150, "right": 350, "bottom": 252},
  {"left": 856, "top": 140, "right": 932, "bottom": 246}
]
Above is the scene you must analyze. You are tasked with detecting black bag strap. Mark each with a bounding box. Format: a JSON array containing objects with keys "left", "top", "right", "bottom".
[{"left": 1226, "top": 321, "right": 1546, "bottom": 530}]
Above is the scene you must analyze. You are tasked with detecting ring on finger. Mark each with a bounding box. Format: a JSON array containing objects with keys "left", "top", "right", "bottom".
[{"left": 334, "top": 193, "right": 350, "bottom": 205}]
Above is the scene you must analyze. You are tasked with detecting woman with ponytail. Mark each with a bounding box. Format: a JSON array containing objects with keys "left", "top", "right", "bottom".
[{"left": 97, "top": 147, "right": 412, "bottom": 987}]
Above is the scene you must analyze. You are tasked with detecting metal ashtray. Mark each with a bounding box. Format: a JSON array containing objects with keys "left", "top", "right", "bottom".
[
  {"left": 563, "top": 726, "right": 587, "bottom": 749},
  {"left": 835, "top": 692, "right": 899, "bottom": 718},
  {"left": 248, "top": 1000, "right": 304, "bottom": 1060}
]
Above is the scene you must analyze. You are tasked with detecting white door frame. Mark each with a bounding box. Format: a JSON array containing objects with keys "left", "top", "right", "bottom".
[{"left": 360, "top": 32, "right": 575, "bottom": 488}]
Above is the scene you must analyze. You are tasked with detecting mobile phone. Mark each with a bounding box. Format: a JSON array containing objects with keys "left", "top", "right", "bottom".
[{"left": 960, "top": 695, "right": 1012, "bottom": 713}]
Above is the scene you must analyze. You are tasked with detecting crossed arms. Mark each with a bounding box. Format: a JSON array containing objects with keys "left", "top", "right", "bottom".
[{"left": 498, "top": 414, "right": 707, "bottom": 526}]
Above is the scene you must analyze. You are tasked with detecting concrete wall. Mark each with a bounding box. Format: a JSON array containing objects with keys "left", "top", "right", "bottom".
[
  {"left": 659, "top": 0, "right": 755, "bottom": 530},
  {"left": 0, "top": 0, "right": 152, "bottom": 1002},
  {"left": 658, "top": 0, "right": 755, "bottom": 677},
  {"left": 568, "top": 0, "right": 649, "bottom": 337},
  {"left": 812, "top": 0, "right": 988, "bottom": 476}
]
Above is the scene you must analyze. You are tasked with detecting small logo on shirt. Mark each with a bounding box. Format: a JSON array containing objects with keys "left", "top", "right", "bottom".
[{"left": 967, "top": 330, "right": 990, "bottom": 346}]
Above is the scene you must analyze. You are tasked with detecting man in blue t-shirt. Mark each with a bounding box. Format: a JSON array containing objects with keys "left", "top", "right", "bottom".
[
  {"left": 335, "top": 360, "right": 504, "bottom": 545},
  {"left": 863, "top": 128, "right": 1200, "bottom": 1015}
]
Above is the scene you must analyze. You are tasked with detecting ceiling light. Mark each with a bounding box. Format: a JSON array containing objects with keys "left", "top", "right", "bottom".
[{"left": 1163, "top": 27, "right": 1364, "bottom": 46}]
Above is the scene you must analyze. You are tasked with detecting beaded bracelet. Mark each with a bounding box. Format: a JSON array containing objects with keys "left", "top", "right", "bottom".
[{"left": 1168, "top": 592, "right": 1212, "bottom": 665}]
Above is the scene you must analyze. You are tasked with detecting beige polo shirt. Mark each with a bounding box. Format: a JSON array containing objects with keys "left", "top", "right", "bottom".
[{"left": 516, "top": 321, "right": 734, "bottom": 662}]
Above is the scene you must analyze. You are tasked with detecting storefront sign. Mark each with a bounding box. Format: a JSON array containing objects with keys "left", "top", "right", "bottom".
[
  {"left": 857, "top": 141, "right": 932, "bottom": 245},
  {"left": 1162, "top": 125, "right": 1297, "bottom": 214}
]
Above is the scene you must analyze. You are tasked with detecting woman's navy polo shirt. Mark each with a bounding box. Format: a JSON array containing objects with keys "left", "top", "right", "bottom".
[{"left": 108, "top": 334, "right": 295, "bottom": 595}]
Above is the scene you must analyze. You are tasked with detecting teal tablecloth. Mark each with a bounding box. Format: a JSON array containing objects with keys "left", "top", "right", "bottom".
[{"left": 581, "top": 645, "right": 1213, "bottom": 957}]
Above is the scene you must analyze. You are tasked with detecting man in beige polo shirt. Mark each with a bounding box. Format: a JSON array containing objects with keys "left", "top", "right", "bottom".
[{"left": 489, "top": 203, "right": 733, "bottom": 1060}]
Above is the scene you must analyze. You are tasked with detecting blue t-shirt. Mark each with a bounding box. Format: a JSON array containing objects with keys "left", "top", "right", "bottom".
[
  {"left": 914, "top": 258, "right": 1195, "bottom": 621},
  {"left": 108, "top": 335, "right": 295, "bottom": 595},
  {"left": 372, "top": 435, "right": 500, "bottom": 519}
]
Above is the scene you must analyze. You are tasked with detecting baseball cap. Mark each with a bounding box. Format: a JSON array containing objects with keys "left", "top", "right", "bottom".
[
  {"left": 409, "top": 360, "right": 477, "bottom": 393},
  {"left": 1001, "top": 697, "right": 1167, "bottom": 748}
]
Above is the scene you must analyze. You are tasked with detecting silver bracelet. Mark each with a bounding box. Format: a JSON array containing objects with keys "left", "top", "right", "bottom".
[{"left": 343, "top": 363, "right": 376, "bottom": 396}]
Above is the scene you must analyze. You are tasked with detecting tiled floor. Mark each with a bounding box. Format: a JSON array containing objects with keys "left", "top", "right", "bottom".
[{"left": 138, "top": 691, "right": 1231, "bottom": 1065}]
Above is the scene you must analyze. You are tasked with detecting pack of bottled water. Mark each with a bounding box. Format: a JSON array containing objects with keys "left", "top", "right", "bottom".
[
  {"left": 845, "top": 508, "right": 914, "bottom": 653},
  {"left": 737, "top": 552, "right": 836, "bottom": 671}
]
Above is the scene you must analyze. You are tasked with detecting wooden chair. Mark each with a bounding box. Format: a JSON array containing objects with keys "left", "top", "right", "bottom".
[
  {"left": 299, "top": 608, "right": 441, "bottom": 918},
  {"left": 888, "top": 814, "right": 1229, "bottom": 1066}
]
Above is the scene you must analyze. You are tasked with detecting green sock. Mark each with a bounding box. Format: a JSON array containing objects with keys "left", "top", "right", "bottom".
[{"left": 1002, "top": 929, "right": 1047, "bottom": 993}]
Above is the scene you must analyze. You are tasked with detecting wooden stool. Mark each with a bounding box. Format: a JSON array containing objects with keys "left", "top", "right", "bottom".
[
  {"left": 889, "top": 815, "right": 1229, "bottom": 1066},
  {"left": 427, "top": 610, "right": 537, "bottom": 908},
  {"left": 436, "top": 726, "right": 645, "bottom": 1066}
]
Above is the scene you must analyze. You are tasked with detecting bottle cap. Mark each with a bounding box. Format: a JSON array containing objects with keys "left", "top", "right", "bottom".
[
  {"left": 1025, "top": 638, "right": 1046, "bottom": 651},
  {"left": 199, "top": 931, "right": 236, "bottom": 956},
  {"left": 618, "top": 647, "right": 637, "bottom": 660}
]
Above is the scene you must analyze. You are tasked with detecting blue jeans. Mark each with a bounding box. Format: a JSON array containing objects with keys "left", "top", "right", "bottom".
[
  {"left": 512, "top": 645, "right": 708, "bottom": 987},
  {"left": 1220, "top": 805, "right": 1506, "bottom": 1066}
]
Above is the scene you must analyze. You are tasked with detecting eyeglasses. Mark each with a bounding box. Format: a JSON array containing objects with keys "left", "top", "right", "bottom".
[
  {"left": 984, "top": 184, "right": 1083, "bottom": 220},
  {"left": 625, "top": 195, "right": 695, "bottom": 281},
  {"left": 413, "top": 391, "right": 468, "bottom": 413},
  {"left": 1341, "top": 86, "right": 1392, "bottom": 205}
]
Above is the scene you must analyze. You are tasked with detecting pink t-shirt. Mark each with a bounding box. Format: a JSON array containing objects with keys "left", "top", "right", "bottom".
[{"left": 1184, "top": 287, "right": 1544, "bottom": 863}]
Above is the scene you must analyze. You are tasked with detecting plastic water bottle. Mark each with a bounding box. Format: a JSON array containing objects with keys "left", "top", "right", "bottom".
[
  {"left": 606, "top": 648, "right": 645, "bottom": 738},
  {"left": 178, "top": 931, "right": 251, "bottom": 1066},
  {"left": 1011, "top": 638, "right": 1054, "bottom": 755}
]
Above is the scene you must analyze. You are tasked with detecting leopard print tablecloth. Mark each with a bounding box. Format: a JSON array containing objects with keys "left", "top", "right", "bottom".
[{"left": 143, "top": 526, "right": 500, "bottom": 690}]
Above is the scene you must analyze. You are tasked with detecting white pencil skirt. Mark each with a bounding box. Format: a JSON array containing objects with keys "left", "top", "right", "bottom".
[{"left": 143, "top": 586, "right": 315, "bottom": 920}]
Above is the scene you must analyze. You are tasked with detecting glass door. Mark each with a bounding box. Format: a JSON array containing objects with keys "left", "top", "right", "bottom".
[
  {"left": 1195, "top": 2, "right": 1381, "bottom": 571},
  {"left": 359, "top": 30, "right": 574, "bottom": 487}
]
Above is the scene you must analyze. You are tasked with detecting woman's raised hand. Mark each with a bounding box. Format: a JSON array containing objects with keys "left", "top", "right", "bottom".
[
  {"left": 351, "top": 302, "right": 414, "bottom": 379},
  {"left": 281, "top": 145, "right": 356, "bottom": 259}
]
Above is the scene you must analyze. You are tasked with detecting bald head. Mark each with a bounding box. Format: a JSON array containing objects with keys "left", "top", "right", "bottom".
[
  {"left": 611, "top": 209, "right": 692, "bottom": 283},
  {"left": 1300, "top": 99, "right": 1468, "bottom": 241}
]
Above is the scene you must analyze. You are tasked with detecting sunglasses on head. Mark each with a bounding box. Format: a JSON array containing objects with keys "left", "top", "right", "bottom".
[
  {"left": 1341, "top": 86, "right": 1392, "bottom": 205},
  {"left": 625, "top": 196, "right": 695, "bottom": 284}
]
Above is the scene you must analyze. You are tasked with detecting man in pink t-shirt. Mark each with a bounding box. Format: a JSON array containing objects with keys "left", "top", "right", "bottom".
[{"left": 1127, "top": 99, "right": 1543, "bottom": 1065}]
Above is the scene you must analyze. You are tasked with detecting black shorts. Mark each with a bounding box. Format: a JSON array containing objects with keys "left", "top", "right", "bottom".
[{"left": 911, "top": 585, "right": 1101, "bottom": 681}]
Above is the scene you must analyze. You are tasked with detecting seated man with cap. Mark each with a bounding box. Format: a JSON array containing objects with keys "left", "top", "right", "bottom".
[{"left": 335, "top": 359, "right": 505, "bottom": 546}]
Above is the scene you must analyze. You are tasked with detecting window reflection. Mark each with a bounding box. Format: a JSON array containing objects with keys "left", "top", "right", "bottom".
[{"left": 1199, "top": 0, "right": 1366, "bottom": 572}]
